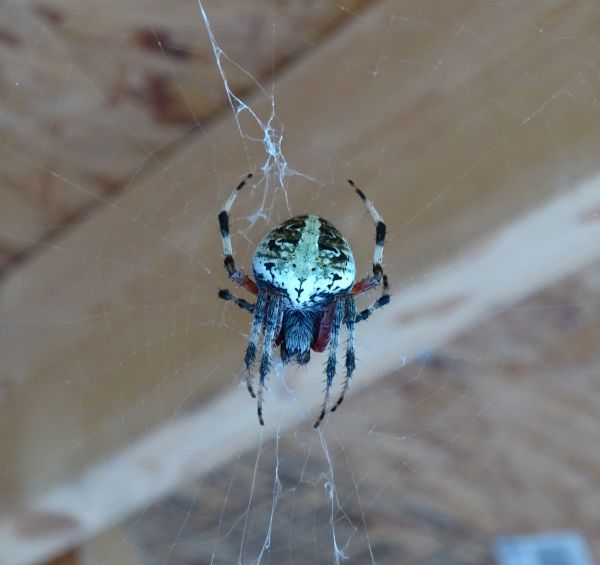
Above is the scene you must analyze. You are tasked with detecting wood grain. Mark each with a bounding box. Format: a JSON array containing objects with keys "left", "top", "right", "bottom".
[
  {"left": 123, "top": 260, "right": 600, "bottom": 563},
  {"left": 5, "top": 177, "right": 600, "bottom": 563},
  {"left": 2, "top": 0, "right": 600, "bottom": 563},
  {"left": 0, "top": 0, "right": 372, "bottom": 273},
  {"left": 45, "top": 550, "right": 78, "bottom": 565}
]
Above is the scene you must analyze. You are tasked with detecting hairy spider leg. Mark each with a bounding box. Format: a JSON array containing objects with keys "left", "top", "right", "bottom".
[
  {"left": 348, "top": 179, "right": 390, "bottom": 322},
  {"left": 355, "top": 276, "right": 390, "bottom": 323},
  {"left": 257, "top": 294, "right": 284, "bottom": 425},
  {"left": 331, "top": 295, "right": 357, "bottom": 412},
  {"left": 244, "top": 292, "right": 268, "bottom": 398},
  {"left": 314, "top": 297, "right": 345, "bottom": 428},
  {"left": 217, "top": 289, "right": 254, "bottom": 313},
  {"left": 349, "top": 179, "right": 386, "bottom": 271},
  {"left": 217, "top": 173, "right": 259, "bottom": 295}
]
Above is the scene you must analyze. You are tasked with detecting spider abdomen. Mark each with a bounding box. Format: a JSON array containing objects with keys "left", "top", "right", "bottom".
[{"left": 252, "top": 215, "right": 355, "bottom": 307}]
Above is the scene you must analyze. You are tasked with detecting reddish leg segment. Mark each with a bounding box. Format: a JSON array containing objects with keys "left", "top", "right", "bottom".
[
  {"left": 352, "top": 274, "right": 380, "bottom": 296},
  {"left": 311, "top": 303, "right": 335, "bottom": 352},
  {"left": 227, "top": 267, "right": 259, "bottom": 295}
]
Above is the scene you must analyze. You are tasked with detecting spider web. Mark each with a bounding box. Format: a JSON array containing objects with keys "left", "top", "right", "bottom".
[{"left": 0, "top": 1, "right": 600, "bottom": 564}]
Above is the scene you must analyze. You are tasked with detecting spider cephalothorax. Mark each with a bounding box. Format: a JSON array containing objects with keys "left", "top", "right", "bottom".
[{"left": 218, "top": 174, "right": 389, "bottom": 427}]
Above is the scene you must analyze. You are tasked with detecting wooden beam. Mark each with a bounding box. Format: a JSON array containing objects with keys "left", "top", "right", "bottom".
[
  {"left": 120, "top": 262, "right": 600, "bottom": 562},
  {"left": 45, "top": 551, "right": 77, "bottom": 565},
  {"left": 80, "top": 528, "right": 140, "bottom": 565},
  {"left": 2, "top": 1, "right": 600, "bottom": 563},
  {"left": 0, "top": 0, "right": 372, "bottom": 272},
  {"left": 3, "top": 176, "right": 600, "bottom": 564}
]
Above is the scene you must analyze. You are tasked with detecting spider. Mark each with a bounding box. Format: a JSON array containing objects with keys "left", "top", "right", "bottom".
[{"left": 218, "top": 174, "right": 389, "bottom": 428}]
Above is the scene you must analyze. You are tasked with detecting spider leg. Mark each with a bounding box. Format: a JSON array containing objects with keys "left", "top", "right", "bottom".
[
  {"left": 314, "top": 298, "right": 345, "bottom": 428},
  {"left": 348, "top": 180, "right": 389, "bottom": 295},
  {"left": 348, "top": 179, "right": 386, "bottom": 280},
  {"left": 218, "top": 173, "right": 259, "bottom": 295},
  {"left": 218, "top": 289, "right": 254, "bottom": 313},
  {"left": 244, "top": 292, "right": 268, "bottom": 398},
  {"left": 256, "top": 294, "right": 283, "bottom": 425},
  {"left": 312, "top": 303, "right": 335, "bottom": 353},
  {"left": 352, "top": 274, "right": 381, "bottom": 296},
  {"left": 331, "top": 295, "right": 356, "bottom": 413},
  {"left": 349, "top": 179, "right": 390, "bottom": 310},
  {"left": 355, "top": 284, "right": 390, "bottom": 323}
]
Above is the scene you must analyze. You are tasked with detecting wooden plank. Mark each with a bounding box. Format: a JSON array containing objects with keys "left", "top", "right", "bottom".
[
  {"left": 1, "top": 0, "right": 600, "bottom": 562},
  {"left": 80, "top": 529, "right": 140, "bottom": 565},
  {"left": 123, "top": 260, "right": 600, "bottom": 563},
  {"left": 45, "top": 550, "right": 77, "bottom": 565},
  {"left": 0, "top": 0, "right": 372, "bottom": 273},
  {"left": 4, "top": 177, "right": 600, "bottom": 563}
]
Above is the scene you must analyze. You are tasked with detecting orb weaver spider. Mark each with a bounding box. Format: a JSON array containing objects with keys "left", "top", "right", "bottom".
[{"left": 218, "top": 175, "right": 389, "bottom": 427}]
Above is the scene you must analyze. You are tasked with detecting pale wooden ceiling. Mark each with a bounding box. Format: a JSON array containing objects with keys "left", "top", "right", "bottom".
[
  {"left": 0, "top": 0, "right": 372, "bottom": 275},
  {"left": 1, "top": 2, "right": 600, "bottom": 564}
]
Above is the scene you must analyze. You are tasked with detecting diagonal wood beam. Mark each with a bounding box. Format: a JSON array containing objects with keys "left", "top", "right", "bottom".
[
  {"left": 3, "top": 176, "right": 600, "bottom": 565},
  {"left": 2, "top": 1, "right": 600, "bottom": 563}
]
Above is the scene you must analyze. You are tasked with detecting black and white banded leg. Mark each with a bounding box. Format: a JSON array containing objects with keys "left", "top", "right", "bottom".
[
  {"left": 349, "top": 179, "right": 386, "bottom": 276},
  {"left": 217, "top": 173, "right": 258, "bottom": 294},
  {"left": 244, "top": 292, "right": 268, "bottom": 398},
  {"left": 218, "top": 289, "right": 254, "bottom": 313},
  {"left": 349, "top": 179, "right": 389, "bottom": 289},
  {"left": 355, "top": 275, "right": 390, "bottom": 323},
  {"left": 331, "top": 295, "right": 357, "bottom": 413},
  {"left": 256, "top": 294, "right": 283, "bottom": 425},
  {"left": 349, "top": 179, "right": 390, "bottom": 320},
  {"left": 314, "top": 297, "right": 345, "bottom": 428}
]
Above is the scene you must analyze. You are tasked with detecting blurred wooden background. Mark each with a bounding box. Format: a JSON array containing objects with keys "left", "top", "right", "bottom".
[{"left": 1, "top": 1, "right": 600, "bottom": 564}]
